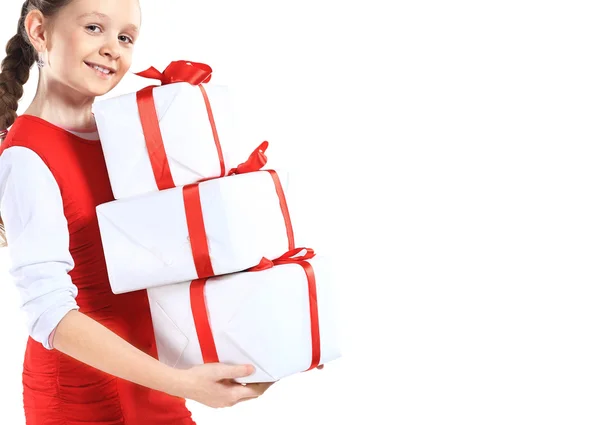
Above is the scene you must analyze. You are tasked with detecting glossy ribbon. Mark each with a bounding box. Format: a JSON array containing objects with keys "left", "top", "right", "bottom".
[
  {"left": 135, "top": 60, "right": 213, "bottom": 85},
  {"left": 189, "top": 278, "right": 219, "bottom": 363}
]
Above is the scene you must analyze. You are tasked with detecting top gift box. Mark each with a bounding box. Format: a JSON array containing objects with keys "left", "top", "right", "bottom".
[{"left": 92, "top": 61, "right": 238, "bottom": 200}]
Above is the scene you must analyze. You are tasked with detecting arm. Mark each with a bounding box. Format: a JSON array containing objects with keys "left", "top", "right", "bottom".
[
  {"left": 0, "top": 147, "right": 183, "bottom": 396},
  {"left": 53, "top": 309, "right": 185, "bottom": 396},
  {"left": 52, "top": 311, "right": 274, "bottom": 406}
]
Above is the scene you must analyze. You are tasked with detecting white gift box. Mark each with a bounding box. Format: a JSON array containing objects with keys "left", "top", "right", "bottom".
[
  {"left": 147, "top": 256, "right": 341, "bottom": 383},
  {"left": 96, "top": 170, "right": 295, "bottom": 294},
  {"left": 92, "top": 82, "right": 237, "bottom": 199}
]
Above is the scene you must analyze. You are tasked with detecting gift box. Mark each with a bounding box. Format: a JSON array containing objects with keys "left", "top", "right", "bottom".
[
  {"left": 96, "top": 168, "right": 297, "bottom": 294},
  {"left": 92, "top": 61, "right": 237, "bottom": 200},
  {"left": 147, "top": 254, "right": 341, "bottom": 383}
]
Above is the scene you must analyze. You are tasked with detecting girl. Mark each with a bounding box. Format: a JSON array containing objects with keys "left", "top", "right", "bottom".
[{"left": 0, "top": 0, "right": 273, "bottom": 423}]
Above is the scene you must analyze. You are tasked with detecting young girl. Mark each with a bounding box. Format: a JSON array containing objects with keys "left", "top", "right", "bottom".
[{"left": 0, "top": 0, "right": 274, "bottom": 423}]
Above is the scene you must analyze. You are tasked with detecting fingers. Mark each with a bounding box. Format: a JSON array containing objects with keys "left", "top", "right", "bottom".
[
  {"left": 232, "top": 382, "right": 274, "bottom": 400},
  {"left": 209, "top": 380, "right": 275, "bottom": 407},
  {"left": 234, "top": 395, "right": 260, "bottom": 405},
  {"left": 212, "top": 363, "right": 255, "bottom": 380}
]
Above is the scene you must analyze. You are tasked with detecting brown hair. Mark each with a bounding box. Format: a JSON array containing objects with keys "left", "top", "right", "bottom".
[{"left": 0, "top": 0, "right": 73, "bottom": 247}]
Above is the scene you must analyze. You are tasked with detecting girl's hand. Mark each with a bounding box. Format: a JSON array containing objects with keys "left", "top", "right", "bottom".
[{"left": 174, "top": 363, "right": 275, "bottom": 408}]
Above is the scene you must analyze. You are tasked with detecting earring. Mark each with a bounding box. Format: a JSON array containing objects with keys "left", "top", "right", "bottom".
[{"left": 37, "top": 52, "right": 45, "bottom": 68}]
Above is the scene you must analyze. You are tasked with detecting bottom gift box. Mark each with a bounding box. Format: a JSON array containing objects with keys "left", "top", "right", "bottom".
[{"left": 146, "top": 255, "right": 341, "bottom": 383}]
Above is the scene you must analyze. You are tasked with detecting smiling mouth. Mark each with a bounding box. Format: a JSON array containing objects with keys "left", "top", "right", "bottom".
[{"left": 84, "top": 62, "right": 116, "bottom": 76}]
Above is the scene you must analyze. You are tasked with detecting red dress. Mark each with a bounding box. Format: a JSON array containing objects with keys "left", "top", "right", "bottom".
[{"left": 1, "top": 115, "right": 196, "bottom": 425}]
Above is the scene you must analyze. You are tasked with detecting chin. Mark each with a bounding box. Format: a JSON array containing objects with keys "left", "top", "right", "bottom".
[
  {"left": 84, "top": 79, "right": 122, "bottom": 97},
  {"left": 93, "top": 85, "right": 117, "bottom": 96}
]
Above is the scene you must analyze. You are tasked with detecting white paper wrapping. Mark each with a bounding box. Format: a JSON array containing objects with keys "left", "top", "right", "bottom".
[
  {"left": 147, "top": 256, "right": 341, "bottom": 383},
  {"left": 96, "top": 170, "right": 294, "bottom": 294},
  {"left": 92, "top": 82, "right": 237, "bottom": 199}
]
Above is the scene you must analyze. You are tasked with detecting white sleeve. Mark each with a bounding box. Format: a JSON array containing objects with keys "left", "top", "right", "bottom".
[{"left": 0, "top": 146, "right": 80, "bottom": 350}]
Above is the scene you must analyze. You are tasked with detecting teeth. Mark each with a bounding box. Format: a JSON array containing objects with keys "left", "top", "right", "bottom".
[{"left": 91, "top": 64, "right": 111, "bottom": 74}]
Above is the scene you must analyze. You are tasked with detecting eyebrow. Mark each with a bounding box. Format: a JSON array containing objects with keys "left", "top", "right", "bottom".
[{"left": 77, "top": 11, "right": 139, "bottom": 33}]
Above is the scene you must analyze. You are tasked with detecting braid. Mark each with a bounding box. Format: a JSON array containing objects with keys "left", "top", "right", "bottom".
[
  {"left": 0, "top": 1, "right": 36, "bottom": 247},
  {"left": 0, "top": 1, "right": 36, "bottom": 140}
]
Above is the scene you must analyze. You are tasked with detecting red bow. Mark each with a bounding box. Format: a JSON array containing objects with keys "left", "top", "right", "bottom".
[
  {"left": 228, "top": 141, "right": 269, "bottom": 176},
  {"left": 250, "top": 248, "right": 316, "bottom": 271},
  {"left": 134, "top": 60, "right": 212, "bottom": 86}
]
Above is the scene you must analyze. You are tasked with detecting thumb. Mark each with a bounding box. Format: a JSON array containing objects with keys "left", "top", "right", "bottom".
[{"left": 211, "top": 363, "right": 255, "bottom": 380}]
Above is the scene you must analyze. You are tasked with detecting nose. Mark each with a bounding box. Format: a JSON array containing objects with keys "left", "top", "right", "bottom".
[{"left": 99, "top": 38, "right": 121, "bottom": 60}]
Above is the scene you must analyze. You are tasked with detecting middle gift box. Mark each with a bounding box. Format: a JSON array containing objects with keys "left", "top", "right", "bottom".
[{"left": 96, "top": 169, "right": 296, "bottom": 294}]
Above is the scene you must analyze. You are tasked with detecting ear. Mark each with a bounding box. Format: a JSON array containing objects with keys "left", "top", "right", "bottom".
[{"left": 23, "top": 9, "right": 48, "bottom": 53}]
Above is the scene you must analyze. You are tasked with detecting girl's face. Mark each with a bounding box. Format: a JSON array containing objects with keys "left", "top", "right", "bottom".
[{"left": 45, "top": 0, "right": 141, "bottom": 97}]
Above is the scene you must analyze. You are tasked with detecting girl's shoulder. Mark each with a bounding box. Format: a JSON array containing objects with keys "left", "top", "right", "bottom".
[
  {"left": 2, "top": 115, "right": 100, "bottom": 162},
  {"left": 0, "top": 144, "right": 60, "bottom": 205}
]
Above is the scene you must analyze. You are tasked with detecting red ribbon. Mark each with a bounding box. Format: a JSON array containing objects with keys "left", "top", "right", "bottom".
[
  {"left": 134, "top": 60, "right": 213, "bottom": 85},
  {"left": 227, "top": 141, "right": 268, "bottom": 176},
  {"left": 298, "top": 260, "right": 321, "bottom": 371},
  {"left": 183, "top": 181, "right": 215, "bottom": 365},
  {"left": 199, "top": 85, "right": 226, "bottom": 177},
  {"left": 134, "top": 61, "right": 225, "bottom": 190},
  {"left": 183, "top": 184, "right": 214, "bottom": 279},
  {"left": 267, "top": 170, "right": 294, "bottom": 251},
  {"left": 250, "top": 247, "right": 315, "bottom": 271},
  {"left": 189, "top": 250, "right": 321, "bottom": 370},
  {"left": 189, "top": 278, "right": 219, "bottom": 363}
]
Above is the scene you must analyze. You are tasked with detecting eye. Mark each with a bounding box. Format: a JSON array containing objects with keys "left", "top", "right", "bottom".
[
  {"left": 85, "top": 24, "right": 102, "bottom": 33},
  {"left": 119, "top": 35, "right": 134, "bottom": 44}
]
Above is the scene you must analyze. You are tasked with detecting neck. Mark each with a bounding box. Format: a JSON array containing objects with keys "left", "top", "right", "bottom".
[{"left": 24, "top": 74, "right": 97, "bottom": 132}]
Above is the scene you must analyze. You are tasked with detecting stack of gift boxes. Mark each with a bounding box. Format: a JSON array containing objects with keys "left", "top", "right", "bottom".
[{"left": 91, "top": 61, "right": 341, "bottom": 383}]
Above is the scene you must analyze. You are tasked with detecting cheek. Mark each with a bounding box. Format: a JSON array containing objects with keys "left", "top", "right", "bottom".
[
  {"left": 65, "top": 32, "right": 88, "bottom": 63},
  {"left": 48, "top": 33, "right": 78, "bottom": 67},
  {"left": 119, "top": 51, "right": 134, "bottom": 73}
]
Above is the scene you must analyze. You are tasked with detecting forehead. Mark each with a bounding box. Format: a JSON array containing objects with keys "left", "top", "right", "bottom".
[{"left": 60, "top": 0, "right": 141, "bottom": 27}]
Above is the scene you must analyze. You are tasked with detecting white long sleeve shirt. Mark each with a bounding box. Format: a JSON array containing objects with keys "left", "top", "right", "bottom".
[{"left": 0, "top": 128, "right": 100, "bottom": 350}]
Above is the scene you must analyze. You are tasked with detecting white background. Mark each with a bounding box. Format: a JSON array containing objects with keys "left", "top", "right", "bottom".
[{"left": 1, "top": 0, "right": 600, "bottom": 424}]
